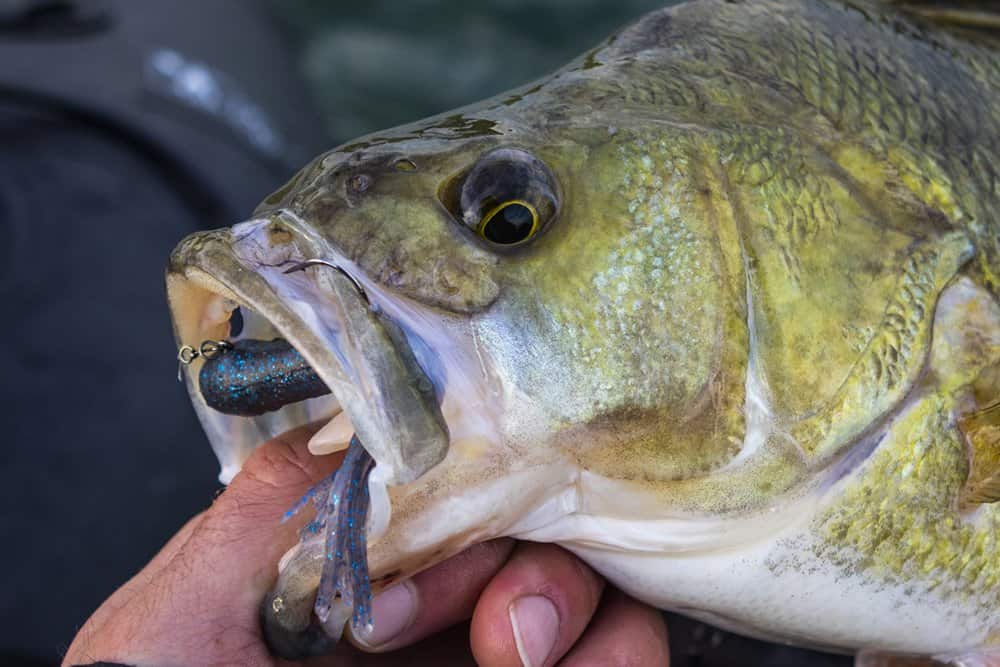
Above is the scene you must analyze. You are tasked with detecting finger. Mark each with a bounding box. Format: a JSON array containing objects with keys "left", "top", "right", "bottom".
[
  {"left": 470, "top": 543, "right": 605, "bottom": 667},
  {"left": 349, "top": 538, "right": 516, "bottom": 652},
  {"left": 140, "top": 513, "right": 206, "bottom": 571},
  {"left": 65, "top": 424, "right": 341, "bottom": 667},
  {"left": 558, "top": 589, "right": 669, "bottom": 667},
  {"left": 189, "top": 421, "right": 343, "bottom": 601},
  {"left": 114, "top": 420, "right": 340, "bottom": 634},
  {"left": 64, "top": 513, "right": 207, "bottom": 656}
]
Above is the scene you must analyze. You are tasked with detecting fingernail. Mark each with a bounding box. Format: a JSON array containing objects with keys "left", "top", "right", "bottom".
[
  {"left": 509, "top": 595, "right": 559, "bottom": 667},
  {"left": 354, "top": 581, "right": 417, "bottom": 648},
  {"left": 307, "top": 411, "right": 354, "bottom": 455}
]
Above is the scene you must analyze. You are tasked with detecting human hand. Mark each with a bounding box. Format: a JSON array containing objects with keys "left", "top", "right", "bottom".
[{"left": 64, "top": 424, "right": 669, "bottom": 666}]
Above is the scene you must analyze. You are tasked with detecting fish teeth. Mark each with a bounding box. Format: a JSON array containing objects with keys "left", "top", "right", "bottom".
[{"left": 308, "top": 411, "right": 355, "bottom": 455}]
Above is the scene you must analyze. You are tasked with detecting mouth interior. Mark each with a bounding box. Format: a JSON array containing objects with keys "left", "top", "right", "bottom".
[
  {"left": 170, "top": 276, "right": 348, "bottom": 483},
  {"left": 199, "top": 303, "right": 378, "bottom": 477},
  {"left": 191, "top": 298, "right": 388, "bottom": 638},
  {"left": 169, "top": 269, "right": 448, "bottom": 641}
]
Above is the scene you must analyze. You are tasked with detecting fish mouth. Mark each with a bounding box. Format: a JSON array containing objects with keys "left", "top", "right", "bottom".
[{"left": 166, "top": 216, "right": 450, "bottom": 488}]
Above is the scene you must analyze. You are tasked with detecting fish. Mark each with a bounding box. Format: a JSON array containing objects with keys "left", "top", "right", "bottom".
[{"left": 166, "top": 0, "right": 1000, "bottom": 663}]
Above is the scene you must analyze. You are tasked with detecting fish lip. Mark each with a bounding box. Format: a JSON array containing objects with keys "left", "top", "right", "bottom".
[{"left": 167, "top": 223, "right": 450, "bottom": 486}]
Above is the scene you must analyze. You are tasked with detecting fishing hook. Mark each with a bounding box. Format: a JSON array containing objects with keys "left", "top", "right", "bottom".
[
  {"left": 283, "top": 258, "right": 370, "bottom": 305},
  {"left": 176, "top": 338, "right": 233, "bottom": 381},
  {"left": 177, "top": 339, "right": 233, "bottom": 365},
  {"left": 176, "top": 259, "right": 368, "bottom": 380}
]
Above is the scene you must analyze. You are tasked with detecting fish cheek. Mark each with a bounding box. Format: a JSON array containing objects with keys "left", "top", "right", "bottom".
[
  {"left": 301, "top": 191, "right": 500, "bottom": 313},
  {"left": 489, "top": 140, "right": 748, "bottom": 482}
]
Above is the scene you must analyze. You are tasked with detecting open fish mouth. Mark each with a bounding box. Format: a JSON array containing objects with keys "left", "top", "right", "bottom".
[
  {"left": 167, "top": 215, "right": 455, "bottom": 651},
  {"left": 166, "top": 215, "right": 450, "bottom": 488},
  {"left": 166, "top": 213, "right": 512, "bottom": 653}
]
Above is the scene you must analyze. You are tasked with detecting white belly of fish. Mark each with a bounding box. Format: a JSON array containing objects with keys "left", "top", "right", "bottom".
[{"left": 505, "top": 474, "right": 992, "bottom": 656}]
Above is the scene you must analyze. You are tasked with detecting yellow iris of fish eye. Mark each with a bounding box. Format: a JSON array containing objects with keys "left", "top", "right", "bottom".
[{"left": 477, "top": 199, "right": 540, "bottom": 245}]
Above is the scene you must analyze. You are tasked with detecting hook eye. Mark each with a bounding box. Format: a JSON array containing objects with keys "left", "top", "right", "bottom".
[
  {"left": 199, "top": 339, "right": 232, "bottom": 360},
  {"left": 177, "top": 345, "right": 199, "bottom": 365},
  {"left": 177, "top": 339, "right": 232, "bottom": 366}
]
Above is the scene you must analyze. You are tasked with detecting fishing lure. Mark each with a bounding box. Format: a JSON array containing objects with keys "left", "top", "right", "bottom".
[
  {"left": 191, "top": 338, "right": 331, "bottom": 416},
  {"left": 283, "top": 435, "right": 376, "bottom": 633}
]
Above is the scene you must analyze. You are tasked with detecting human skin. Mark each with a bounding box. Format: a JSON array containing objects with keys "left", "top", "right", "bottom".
[{"left": 63, "top": 423, "right": 669, "bottom": 667}]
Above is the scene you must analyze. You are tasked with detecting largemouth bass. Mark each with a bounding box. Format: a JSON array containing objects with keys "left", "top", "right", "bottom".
[{"left": 167, "top": 0, "right": 1000, "bottom": 662}]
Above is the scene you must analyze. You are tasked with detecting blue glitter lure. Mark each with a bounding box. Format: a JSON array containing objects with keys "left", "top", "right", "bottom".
[
  {"left": 198, "top": 338, "right": 331, "bottom": 416},
  {"left": 285, "top": 436, "right": 376, "bottom": 635}
]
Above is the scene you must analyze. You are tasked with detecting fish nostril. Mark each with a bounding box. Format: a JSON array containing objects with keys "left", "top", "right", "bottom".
[{"left": 347, "top": 173, "right": 373, "bottom": 194}]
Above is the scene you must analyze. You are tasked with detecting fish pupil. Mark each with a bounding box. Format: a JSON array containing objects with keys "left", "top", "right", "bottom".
[{"left": 483, "top": 202, "right": 535, "bottom": 244}]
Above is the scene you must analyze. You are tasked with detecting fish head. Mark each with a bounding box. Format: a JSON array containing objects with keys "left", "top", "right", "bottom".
[
  {"left": 170, "top": 90, "right": 742, "bottom": 471},
  {"left": 166, "top": 91, "right": 751, "bottom": 602},
  {"left": 291, "top": 115, "right": 745, "bottom": 477}
]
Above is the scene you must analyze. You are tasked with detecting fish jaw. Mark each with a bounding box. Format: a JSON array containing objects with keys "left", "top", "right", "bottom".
[
  {"left": 166, "top": 215, "right": 451, "bottom": 486},
  {"left": 261, "top": 438, "right": 575, "bottom": 650},
  {"left": 165, "top": 207, "right": 580, "bottom": 650}
]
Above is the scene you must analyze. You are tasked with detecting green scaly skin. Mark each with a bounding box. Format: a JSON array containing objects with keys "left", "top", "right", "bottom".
[{"left": 170, "top": 0, "right": 1000, "bottom": 654}]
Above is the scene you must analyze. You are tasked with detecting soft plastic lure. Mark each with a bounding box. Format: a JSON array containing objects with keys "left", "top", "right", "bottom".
[
  {"left": 197, "top": 338, "right": 331, "bottom": 416},
  {"left": 189, "top": 337, "right": 376, "bottom": 639},
  {"left": 284, "top": 435, "right": 376, "bottom": 634}
]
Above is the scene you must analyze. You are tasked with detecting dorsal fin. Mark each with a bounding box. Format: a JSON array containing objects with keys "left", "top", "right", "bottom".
[
  {"left": 959, "top": 401, "right": 1000, "bottom": 507},
  {"left": 885, "top": 1, "right": 1000, "bottom": 43}
]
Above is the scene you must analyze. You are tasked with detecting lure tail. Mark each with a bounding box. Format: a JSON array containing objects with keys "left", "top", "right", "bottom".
[
  {"left": 284, "top": 435, "right": 376, "bottom": 634},
  {"left": 314, "top": 436, "right": 376, "bottom": 633}
]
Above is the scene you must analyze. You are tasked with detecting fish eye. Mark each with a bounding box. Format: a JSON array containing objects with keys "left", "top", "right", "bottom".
[
  {"left": 456, "top": 147, "right": 558, "bottom": 248},
  {"left": 478, "top": 199, "right": 539, "bottom": 245}
]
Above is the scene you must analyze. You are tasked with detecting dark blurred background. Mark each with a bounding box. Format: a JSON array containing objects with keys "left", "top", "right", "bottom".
[{"left": 0, "top": 1, "right": 851, "bottom": 665}]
